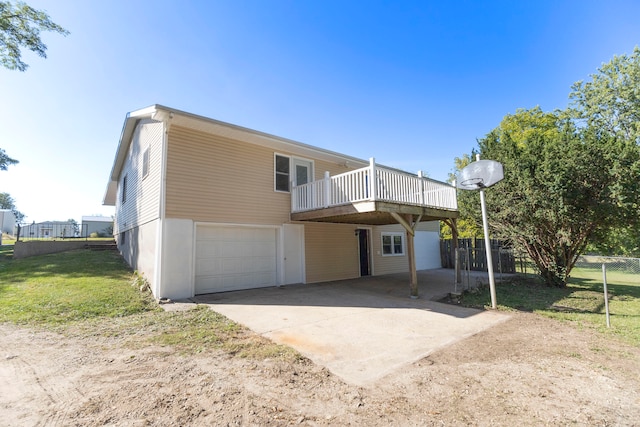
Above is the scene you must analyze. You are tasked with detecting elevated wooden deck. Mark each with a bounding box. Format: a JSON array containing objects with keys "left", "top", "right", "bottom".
[
  {"left": 290, "top": 158, "right": 458, "bottom": 225},
  {"left": 290, "top": 159, "right": 459, "bottom": 298}
]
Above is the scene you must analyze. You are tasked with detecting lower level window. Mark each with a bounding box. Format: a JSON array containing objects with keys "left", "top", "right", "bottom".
[{"left": 382, "top": 233, "right": 404, "bottom": 256}]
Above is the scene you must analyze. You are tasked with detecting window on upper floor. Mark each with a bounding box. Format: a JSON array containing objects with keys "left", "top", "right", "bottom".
[
  {"left": 275, "top": 154, "right": 290, "bottom": 192},
  {"left": 121, "top": 174, "right": 128, "bottom": 204},
  {"left": 381, "top": 232, "right": 405, "bottom": 256},
  {"left": 142, "top": 147, "right": 150, "bottom": 179}
]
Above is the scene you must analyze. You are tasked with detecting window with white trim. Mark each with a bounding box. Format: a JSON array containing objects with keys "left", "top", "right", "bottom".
[
  {"left": 121, "top": 174, "right": 128, "bottom": 204},
  {"left": 381, "top": 232, "right": 405, "bottom": 256},
  {"left": 142, "top": 147, "right": 150, "bottom": 179},
  {"left": 275, "top": 154, "right": 290, "bottom": 192}
]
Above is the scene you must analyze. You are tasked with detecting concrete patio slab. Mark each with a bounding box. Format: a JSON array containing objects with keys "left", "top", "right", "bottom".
[{"left": 180, "top": 269, "right": 511, "bottom": 386}]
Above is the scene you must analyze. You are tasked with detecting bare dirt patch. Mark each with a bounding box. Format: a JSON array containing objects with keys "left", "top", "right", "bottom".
[{"left": 2, "top": 312, "right": 639, "bottom": 426}]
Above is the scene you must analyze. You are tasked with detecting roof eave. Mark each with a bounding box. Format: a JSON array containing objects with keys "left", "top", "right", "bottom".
[{"left": 102, "top": 105, "right": 161, "bottom": 205}]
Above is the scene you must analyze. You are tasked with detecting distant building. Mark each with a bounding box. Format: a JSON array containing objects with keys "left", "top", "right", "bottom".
[
  {"left": 0, "top": 209, "right": 15, "bottom": 235},
  {"left": 20, "top": 221, "right": 77, "bottom": 239},
  {"left": 82, "top": 216, "right": 113, "bottom": 237}
]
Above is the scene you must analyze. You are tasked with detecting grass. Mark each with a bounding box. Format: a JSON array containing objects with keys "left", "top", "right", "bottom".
[
  {"left": 0, "top": 247, "right": 157, "bottom": 324},
  {"left": 461, "top": 267, "right": 640, "bottom": 346},
  {"left": 0, "top": 245, "right": 301, "bottom": 361},
  {"left": 4, "top": 244, "right": 636, "bottom": 356},
  {"left": 1, "top": 233, "right": 16, "bottom": 245}
]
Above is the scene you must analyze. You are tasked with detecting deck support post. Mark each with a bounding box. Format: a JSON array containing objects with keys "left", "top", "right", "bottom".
[{"left": 390, "top": 212, "right": 422, "bottom": 298}]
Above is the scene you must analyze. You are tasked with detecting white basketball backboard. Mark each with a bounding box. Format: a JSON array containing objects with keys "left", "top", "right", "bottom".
[{"left": 457, "top": 159, "right": 504, "bottom": 190}]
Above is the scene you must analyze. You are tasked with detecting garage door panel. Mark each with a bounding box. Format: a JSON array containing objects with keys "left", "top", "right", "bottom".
[
  {"left": 249, "top": 257, "right": 276, "bottom": 273},
  {"left": 196, "top": 242, "right": 222, "bottom": 258},
  {"left": 221, "top": 257, "right": 243, "bottom": 274},
  {"left": 254, "top": 242, "right": 276, "bottom": 256},
  {"left": 195, "top": 258, "right": 222, "bottom": 275},
  {"left": 195, "top": 225, "right": 278, "bottom": 294}
]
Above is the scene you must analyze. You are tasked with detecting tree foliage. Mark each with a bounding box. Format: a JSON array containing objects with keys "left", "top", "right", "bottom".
[
  {"left": 441, "top": 153, "right": 483, "bottom": 239},
  {"left": 570, "top": 46, "right": 640, "bottom": 144},
  {"left": 471, "top": 108, "right": 640, "bottom": 287},
  {"left": 67, "top": 218, "right": 79, "bottom": 234},
  {"left": 0, "top": 1, "right": 69, "bottom": 71},
  {"left": 586, "top": 225, "right": 640, "bottom": 258},
  {"left": 0, "top": 192, "right": 24, "bottom": 222},
  {"left": 0, "top": 148, "right": 18, "bottom": 170}
]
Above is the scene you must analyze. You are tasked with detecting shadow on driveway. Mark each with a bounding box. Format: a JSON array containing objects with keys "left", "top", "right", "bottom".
[{"left": 184, "top": 269, "right": 511, "bottom": 386}]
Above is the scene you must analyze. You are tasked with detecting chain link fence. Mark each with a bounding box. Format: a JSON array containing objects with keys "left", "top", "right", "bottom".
[
  {"left": 16, "top": 222, "right": 89, "bottom": 241},
  {"left": 502, "top": 251, "right": 639, "bottom": 285},
  {"left": 575, "top": 255, "right": 640, "bottom": 275}
]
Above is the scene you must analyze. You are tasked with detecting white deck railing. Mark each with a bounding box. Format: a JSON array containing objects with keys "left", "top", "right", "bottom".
[{"left": 291, "top": 158, "right": 458, "bottom": 213}]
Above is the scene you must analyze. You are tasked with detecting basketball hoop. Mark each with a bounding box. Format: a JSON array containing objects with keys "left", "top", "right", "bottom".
[
  {"left": 455, "top": 157, "right": 504, "bottom": 310},
  {"left": 459, "top": 177, "right": 486, "bottom": 190},
  {"left": 456, "top": 160, "right": 503, "bottom": 191}
]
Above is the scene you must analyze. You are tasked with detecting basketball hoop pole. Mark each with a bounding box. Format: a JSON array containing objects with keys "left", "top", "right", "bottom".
[{"left": 477, "top": 154, "right": 498, "bottom": 309}]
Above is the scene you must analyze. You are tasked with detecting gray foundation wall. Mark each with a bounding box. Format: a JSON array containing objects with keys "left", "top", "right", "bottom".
[{"left": 13, "top": 241, "right": 88, "bottom": 259}]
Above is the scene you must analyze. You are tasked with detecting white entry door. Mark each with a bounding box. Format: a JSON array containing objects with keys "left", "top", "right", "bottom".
[
  {"left": 195, "top": 225, "right": 278, "bottom": 294},
  {"left": 292, "top": 158, "right": 313, "bottom": 186},
  {"left": 283, "top": 224, "right": 305, "bottom": 285}
]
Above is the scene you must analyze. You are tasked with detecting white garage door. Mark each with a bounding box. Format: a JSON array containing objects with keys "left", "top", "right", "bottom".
[
  {"left": 414, "top": 231, "right": 441, "bottom": 270},
  {"left": 195, "top": 225, "right": 278, "bottom": 294}
]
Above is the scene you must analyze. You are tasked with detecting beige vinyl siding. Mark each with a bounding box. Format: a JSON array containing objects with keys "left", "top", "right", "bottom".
[
  {"left": 166, "top": 126, "right": 290, "bottom": 223},
  {"left": 164, "top": 126, "right": 359, "bottom": 224},
  {"left": 372, "top": 224, "right": 409, "bottom": 275},
  {"left": 371, "top": 221, "right": 440, "bottom": 275},
  {"left": 114, "top": 119, "right": 163, "bottom": 234},
  {"left": 304, "top": 223, "right": 360, "bottom": 283}
]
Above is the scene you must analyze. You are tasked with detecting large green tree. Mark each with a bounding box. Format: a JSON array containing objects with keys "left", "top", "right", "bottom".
[
  {"left": 468, "top": 107, "right": 640, "bottom": 287},
  {"left": 0, "top": 1, "right": 69, "bottom": 71},
  {"left": 569, "top": 46, "right": 640, "bottom": 144},
  {"left": 570, "top": 47, "right": 640, "bottom": 256}
]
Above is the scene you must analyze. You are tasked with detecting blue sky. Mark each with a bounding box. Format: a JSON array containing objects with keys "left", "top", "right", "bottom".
[{"left": 1, "top": 0, "right": 639, "bottom": 224}]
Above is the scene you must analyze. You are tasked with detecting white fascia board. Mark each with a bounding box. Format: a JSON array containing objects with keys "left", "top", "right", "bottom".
[
  {"left": 102, "top": 105, "right": 162, "bottom": 205},
  {"left": 151, "top": 104, "right": 370, "bottom": 167}
]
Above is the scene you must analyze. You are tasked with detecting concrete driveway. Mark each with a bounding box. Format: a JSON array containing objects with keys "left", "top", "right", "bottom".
[{"left": 179, "top": 269, "right": 510, "bottom": 386}]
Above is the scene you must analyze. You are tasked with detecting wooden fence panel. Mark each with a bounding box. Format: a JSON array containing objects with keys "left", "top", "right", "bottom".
[{"left": 440, "top": 238, "right": 515, "bottom": 273}]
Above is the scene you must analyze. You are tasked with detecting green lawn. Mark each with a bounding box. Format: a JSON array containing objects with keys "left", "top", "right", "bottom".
[
  {"left": 0, "top": 246, "right": 300, "bottom": 360},
  {"left": 461, "top": 266, "right": 640, "bottom": 346},
  {"left": 0, "top": 246, "right": 157, "bottom": 324}
]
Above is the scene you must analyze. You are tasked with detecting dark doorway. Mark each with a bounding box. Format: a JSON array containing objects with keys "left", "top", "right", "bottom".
[{"left": 358, "top": 229, "right": 370, "bottom": 276}]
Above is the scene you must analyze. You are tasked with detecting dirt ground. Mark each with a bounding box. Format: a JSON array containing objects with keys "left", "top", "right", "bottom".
[{"left": 2, "top": 311, "right": 639, "bottom": 426}]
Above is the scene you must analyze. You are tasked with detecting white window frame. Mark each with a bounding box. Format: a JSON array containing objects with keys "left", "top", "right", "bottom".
[
  {"left": 274, "top": 153, "right": 290, "bottom": 193},
  {"left": 121, "top": 174, "right": 128, "bottom": 204},
  {"left": 274, "top": 154, "right": 314, "bottom": 193},
  {"left": 381, "top": 232, "right": 405, "bottom": 256},
  {"left": 142, "top": 146, "right": 150, "bottom": 179},
  {"left": 292, "top": 157, "right": 314, "bottom": 186}
]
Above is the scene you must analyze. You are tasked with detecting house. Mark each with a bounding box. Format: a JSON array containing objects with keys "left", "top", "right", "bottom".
[
  {"left": 103, "top": 105, "right": 458, "bottom": 300},
  {"left": 81, "top": 215, "right": 113, "bottom": 237},
  {"left": 19, "top": 221, "right": 77, "bottom": 239},
  {"left": 0, "top": 209, "right": 15, "bottom": 235}
]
